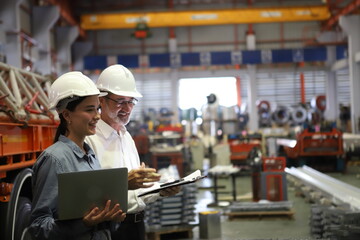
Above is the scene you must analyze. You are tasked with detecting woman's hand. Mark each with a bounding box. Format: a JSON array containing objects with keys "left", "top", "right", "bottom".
[{"left": 83, "top": 200, "right": 126, "bottom": 227}]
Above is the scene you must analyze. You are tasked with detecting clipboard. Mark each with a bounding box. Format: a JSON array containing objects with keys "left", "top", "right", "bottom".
[{"left": 137, "top": 170, "right": 206, "bottom": 197}]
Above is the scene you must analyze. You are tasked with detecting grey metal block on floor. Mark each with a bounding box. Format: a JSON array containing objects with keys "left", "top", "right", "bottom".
[{"left": 199, "top": 211, "right": 221, "bottom": 239}]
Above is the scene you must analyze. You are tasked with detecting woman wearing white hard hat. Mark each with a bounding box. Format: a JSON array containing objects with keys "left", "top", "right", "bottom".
[{"left": 29, "top": 72, "right": 126, "bottom": 240}]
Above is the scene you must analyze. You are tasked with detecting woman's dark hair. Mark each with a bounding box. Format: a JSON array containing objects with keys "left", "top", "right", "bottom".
[{"left": 53, "top": 96, "right": 87, "bottom": 143}]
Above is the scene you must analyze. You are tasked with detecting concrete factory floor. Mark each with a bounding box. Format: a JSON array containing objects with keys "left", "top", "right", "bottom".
[{"left": 174, "top": 163, "right": 360, "bottom": 240}]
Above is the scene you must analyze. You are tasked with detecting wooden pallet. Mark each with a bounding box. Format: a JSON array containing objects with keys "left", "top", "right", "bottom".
[
  {"left": 225, "top": 210, "right": 295, "bottom": 220},
  {"left": 146, "top": 225, "right": 195, "bottom": 240},
  {"left": 347, "top": 161, "right": 360, "bottom": 166}
]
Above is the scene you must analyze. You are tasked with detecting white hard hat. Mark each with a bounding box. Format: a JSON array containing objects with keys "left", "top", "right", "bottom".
[
  {"left": 96, "top": 64, "right": 143, "bottom": 98},
  {"left": 49, "top": 71, "right": 106, "bottom": 113}
]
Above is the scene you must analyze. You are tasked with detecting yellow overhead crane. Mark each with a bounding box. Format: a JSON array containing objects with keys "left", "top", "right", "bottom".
[{"left": 81, "top": 5, "right": 330, "bottom": 30}]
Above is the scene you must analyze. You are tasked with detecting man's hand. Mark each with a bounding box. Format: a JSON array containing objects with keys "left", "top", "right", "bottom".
[
  {"left": 128, "top": 163, "right": 161, "bottom": 190},
  {"left": 159, "top": 185, "right": 181, "bottom": 197}
]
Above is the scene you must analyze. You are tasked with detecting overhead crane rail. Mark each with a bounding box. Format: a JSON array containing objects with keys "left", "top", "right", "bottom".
[{"left": 81, "top": 5, "right": 330, "bottom": 30}]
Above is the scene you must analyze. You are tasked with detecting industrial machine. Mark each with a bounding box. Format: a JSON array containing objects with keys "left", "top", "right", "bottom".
[
  {"left": 0, "top": 62, "right": 57, "bottom": 240},
  {"left": 229, "top": 133, "right": 262, "bottom": 167},
  {"left": 249, "top": 153, "right": 288, "bottom": 202},
  {"left": 277, "top": 127, "right": 345, "bottom": 172}
]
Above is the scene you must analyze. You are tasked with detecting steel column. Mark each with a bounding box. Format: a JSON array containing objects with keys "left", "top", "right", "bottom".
[{"left": 339, "top": 15, "right": 360, "bottom": 133}]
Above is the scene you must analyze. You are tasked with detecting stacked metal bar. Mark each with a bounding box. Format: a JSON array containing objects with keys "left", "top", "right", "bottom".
[
  {"left": 227, "top": 201, "right": 293, "bottom": 212},
  {"left": 286, "top": 166, "right": 360, "bottom": 239},
  {"left": 310, "top": 204, "right": 360, "bottom": 239},
  {"left": 286, "top": 166, "right": 360, "bottom": 211},
  {"left": 145, "top": 184, "right": 197, "bottom": 227}
]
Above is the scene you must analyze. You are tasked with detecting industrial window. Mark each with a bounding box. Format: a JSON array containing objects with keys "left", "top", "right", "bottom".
[
  {"left": 131, "top": 77, "right": 173, "bottom": 121},
  {"left": 178, "top": 77, "right": 238, "bottom": 111},
  {"left": 241, "top": 70, "right": 324, "bottom": 109},
  {"left": 240, "top": 69, "right": 350, "bottom": 112},
  {"left": 131, "top": 69, "right": 350, "bottom": 123},
  {"left": 336, "top": 68, "right": 350, "bottom": 105}
]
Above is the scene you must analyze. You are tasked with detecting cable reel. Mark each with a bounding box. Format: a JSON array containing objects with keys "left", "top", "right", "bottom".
[
  {"left": 272, "top": 106, "right": 290, "bottom": 126},
  {"left": 291, "top": 106, "right": 307, "bottom": 125}
]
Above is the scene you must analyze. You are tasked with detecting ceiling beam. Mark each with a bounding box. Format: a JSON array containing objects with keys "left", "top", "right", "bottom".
[
  {"left": 81, "top": 5, "right": 330, "bottom": 30},
  {"left": 323, "top": 0, "right": 360, "bottom": 30},
  {"left": 49, "top": 0, "right": 86, "bottom": 38}
]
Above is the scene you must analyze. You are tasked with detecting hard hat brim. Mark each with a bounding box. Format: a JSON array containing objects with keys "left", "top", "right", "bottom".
[
  {"left": 51, "top": 92, "right": 108, "bottom": 113},
  {"left": 99, "top": 89, "right": 143, "bottom": 98}
]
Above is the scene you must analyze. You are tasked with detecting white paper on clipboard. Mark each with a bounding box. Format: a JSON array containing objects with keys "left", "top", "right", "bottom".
[{"left": 137, "top": 170, "right": 206, "bottom": 197}]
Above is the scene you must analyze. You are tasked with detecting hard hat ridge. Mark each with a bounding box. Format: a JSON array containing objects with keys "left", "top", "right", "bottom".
[{"left": 96, "top": 64, "right": 143, "bottom": 98}]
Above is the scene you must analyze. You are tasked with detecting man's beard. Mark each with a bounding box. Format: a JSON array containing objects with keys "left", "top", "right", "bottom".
[
  {"left": 114, "top": 111, "right": 131, "bottom": 126},
  {"left": 102, "top": 104, "right": 131, "bottom": 126},
  {"left": 118, "top": 115, "right": 130, "bottom": 125}
]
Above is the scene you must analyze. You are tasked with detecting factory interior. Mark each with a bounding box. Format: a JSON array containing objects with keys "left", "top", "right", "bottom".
[{"left": 1, "top": 0, "right": 360, "bottom": 239}]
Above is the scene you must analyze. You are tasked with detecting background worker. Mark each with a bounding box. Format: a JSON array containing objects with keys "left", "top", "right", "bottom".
[
  {"left": 29, "top": 72, "right": 126, "bottom": 240},
  {"left": 86, "top": 64, "right": 180, "bottom": 240}
]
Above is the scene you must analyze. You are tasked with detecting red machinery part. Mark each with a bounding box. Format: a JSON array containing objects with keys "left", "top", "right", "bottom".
[
  {"left": 229, "top": 141, "right": 261, "bottom": 163},
  {"left": 0, "top": 182, "right": 13, "bottom": 202},
  {"left": 262, "top": 156, "right": 286, "bottom": 172},
  {"left": 297, "top": 128, "right": 343, "bottom": 157},
  {"left": 256, "top": 100, "right": 271, "bottom": 112},
  {"left": 283, "top": 128, "right": 344, "bottom": 158},
  {"left": 263, "top": 173, "right": 286, "bottom": 201},
  {"left": 0, "top": 123, "right": 57, "bottom": 178},
  {"left": 311, "top": 95, "right": 326, "bottom": 112}
]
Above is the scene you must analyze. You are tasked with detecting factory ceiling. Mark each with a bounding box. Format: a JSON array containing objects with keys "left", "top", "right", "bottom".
[{"left": 47, "top": 0, "right": 360, "bottom": 34}]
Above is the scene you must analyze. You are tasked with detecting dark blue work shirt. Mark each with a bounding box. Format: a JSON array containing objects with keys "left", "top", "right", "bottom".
[{"left": 29, "top": 135, "right": 112, "bottom": 240}]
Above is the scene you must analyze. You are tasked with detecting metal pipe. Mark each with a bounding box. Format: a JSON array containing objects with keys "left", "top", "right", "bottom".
[
  {"left": 15, "top": 71, "right": 49, "bottom": 110},
  {"left": 29, "top": 75, "right": 51, "bottom": 109},
  {"left": 323, "top": 0, "right": 360, "bottom": 30},
  {"left": 13, "top": 71, "right": 41, "bottom": 112},
  {"left": 0, "top": 159, "right": 36, "bottom": 173},
  {"left": 0, "top": 89, "right": 18, "bottom": 113},
  {"left": 0, "top": 72, "right": 17, "bottom": 105},
  {"left": 22, "top": 78, "right": 48, "bottom": 110},
  {"left": 286, "top": 166, "right": 360, "bottom": 211},
  {"left": 9, "top": 70, "right": 22, "bottom": 108},
  {"left": 236, "top": 76, "right": 242, "bottom": 107},
  {"left": 0, "top": 62, "right": 47, "bottom": 82}
]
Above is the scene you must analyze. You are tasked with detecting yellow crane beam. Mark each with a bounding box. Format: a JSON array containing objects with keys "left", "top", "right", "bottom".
[{"left": 81, "top": 5, "right": 330, "bottom": 30}]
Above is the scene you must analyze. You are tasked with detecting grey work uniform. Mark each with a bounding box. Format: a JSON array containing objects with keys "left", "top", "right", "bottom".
[{"left": 29, "top": 135, "right": 115, "bottom": 240}]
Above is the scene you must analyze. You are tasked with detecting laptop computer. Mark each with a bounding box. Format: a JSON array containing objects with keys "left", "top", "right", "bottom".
[{"left": 58, "top": 167, "right": 128, "bottom": 220}]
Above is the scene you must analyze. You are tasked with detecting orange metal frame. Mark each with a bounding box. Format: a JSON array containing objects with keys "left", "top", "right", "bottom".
[
  {"left": 262, "top": 156, "right": 286, "bottom": 172},
  {"left": 229, "top": 141, "right": 261, "bottom": 162},
  {"left": 283, "top": 128, "right": 344, "bottom": 158},
  {"left": 0, "top": 122, "right": 57, "bottom": 179},
  {"left": 265, "top": 174, "right": 284, "bottom": 201}
]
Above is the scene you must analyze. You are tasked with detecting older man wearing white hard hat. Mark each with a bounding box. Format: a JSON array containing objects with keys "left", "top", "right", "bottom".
[{"left": 86, "top": 65, "right": 180, "bottom": 240}]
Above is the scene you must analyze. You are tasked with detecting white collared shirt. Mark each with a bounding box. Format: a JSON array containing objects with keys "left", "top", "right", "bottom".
[{"left": 86, "top": 119, "right": 160, "bottom": 213}]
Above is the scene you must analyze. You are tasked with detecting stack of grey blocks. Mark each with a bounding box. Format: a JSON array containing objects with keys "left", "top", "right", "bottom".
[
  {"left": 310, "top": 204, "right": 360, "bottom": 239},
  {"left": 145, "top": 184, "right": 197, "bottom": 227}
]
